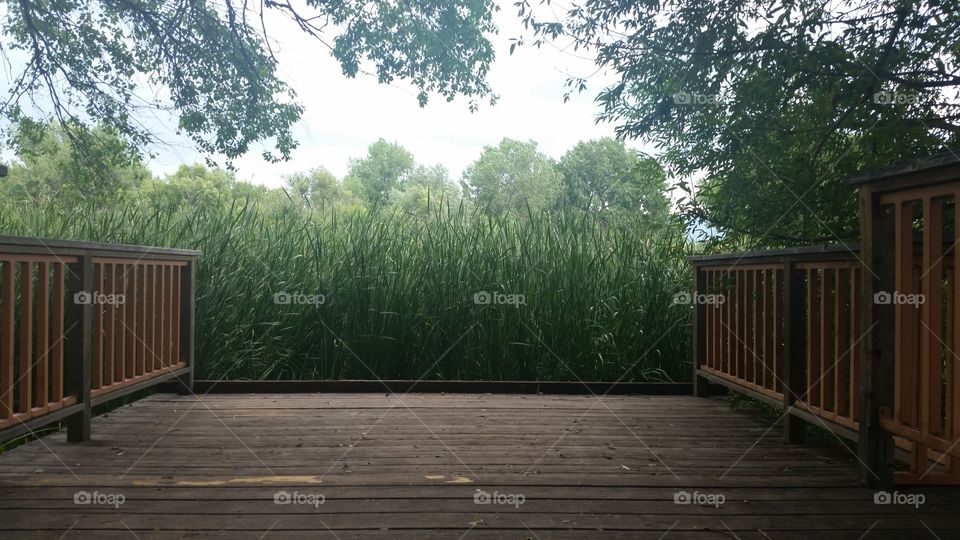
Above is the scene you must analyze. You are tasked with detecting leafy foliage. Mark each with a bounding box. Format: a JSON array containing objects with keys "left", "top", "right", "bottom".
[
  {"left": 559, "top": 138, "right": 671, "bottom": 225},
  {"left": 1, "top": 0, "right": 498, "bottom": 164},
  {"left": 517, "top": 0, "right": 960, "bottom": 246},
  {"left": 461, "top": 138, "right": 563, "bottom": 217},
  {"left": 0, "top": 120, "right": 149, "bottom": 205},
  {"left": 392, "top": 164, "right": 461, "bottom": 217},
  {"left": 285, "top": 166, "right": 357, "bottom": 211},
  {"left": 343, "top": 139, "right": 416, "bottom": 208}
]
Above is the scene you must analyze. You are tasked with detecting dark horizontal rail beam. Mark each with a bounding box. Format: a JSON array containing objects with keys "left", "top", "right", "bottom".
[
  {"left": 0, "top": 235, "right": 200, "bottom": 259},
  {"left": 688, "top": 243, "right": 860, "bottom": 264},
  {"left": 164, "top": 380, "right": 701, "bottom": 396}
]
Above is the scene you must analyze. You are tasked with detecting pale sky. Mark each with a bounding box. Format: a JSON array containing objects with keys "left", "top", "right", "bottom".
[{"left": 145, "top": 3, "right": 657, "bottom": 188}]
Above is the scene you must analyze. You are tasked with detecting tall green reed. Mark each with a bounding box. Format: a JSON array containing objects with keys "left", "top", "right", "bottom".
[{"left": 0, "top": 195, "right": 694, "bottom": 381}]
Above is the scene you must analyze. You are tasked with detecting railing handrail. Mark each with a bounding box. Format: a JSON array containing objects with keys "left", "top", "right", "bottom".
[
  {"left": 0, "top": 237, "right": 199, "bottom": 445},
  {"left": 692, "top": 155, "right": 960, "bottom": 488},
  {"left": 688, "top": 243, "right": 860, "bottom": 264},
  {"left": 0, "top": 235, "right": 201, "bottom": 259},
  {"left": 848, "top": 148, "right": 960, "bottom": 185}
]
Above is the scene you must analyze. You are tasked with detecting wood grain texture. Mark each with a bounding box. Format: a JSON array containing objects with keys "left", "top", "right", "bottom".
[{"left": 1, "top": 393, "right": 957, "bottom": 538}]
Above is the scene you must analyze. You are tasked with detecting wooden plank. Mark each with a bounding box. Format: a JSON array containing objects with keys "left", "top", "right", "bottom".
[
  {"left": 116, "top": 264, "right": 126, "bottom": 383},
  {"left": 125, "top": 265, "right": 136, "bottom": 382},
  {"left": 896, "top": 201, "right": 918, "bottom": 428},
  {"left": 858, "top": 183, "right": 896, "bottom": 488},
  {"left": 692, "top": 266, "right": 708, "bottom": 396},
  {"left": 835, "top": 267, "right": 848, "bottom": 420},
  {"left": 92, "top": 263, "right": 102, "bottom": 391},
  {"left": 19, "top": 261, "right": 33, "bottom": 413},
  {"left": 104, "top": 264, "right": 115, "bottom": 388},
  {"left": 705, "top": 270, "right": 714, "bottom": 370},
  {"left": 820, "top": 267, "right": 832, "bottom": 414},
  {"left": 762, "top": 269, "right": 769, "bottom": 390},
  {"left": 807, "top": 269, "right": 821, "bottom": 407},
  {"left": 138, "top": 264, "right": 146, "bottom": 377},
  {"left": 3, "top": 391, "right": 959, "bottom": 536},
  {"left": 35, "top": 262, "right": 48, "bottom": 407},
  {"left": 774, "top": 268, "right": 782, "bottom": 392},
  {"left": 159, "top": 265, "right": 166, "bottom": 369},
  {"left": 51, "top": 263, "right": 64, "bottom": 403},
  {"left": 172, "top": 265, "right": 181, "bottom": 368},
  {"left": 724, "top": 270, "right": 732, "bottom": 375},
  {"left": 145, "top": 265, "right": 155, "bottom": 374},
  {"left": 733, "top": 269, "right": 741, "bottom": 380},
  {"left": 954, "top": 193, "right": 960, "bottom": 478},
  {"left": 850, "top": 268, "right": 860, "bottom": 423},
  {"left": 783, "top": 259, "right": 806, "bottom": 444},
  {"left": 0, "top": 236, "right": 199, "bottom": 257},
  {"left": 917, "top": 197, "right": 943, "bottom": 475},
  {"left": 65, "top": 255, "right": 92, "bottom": 442},
  {"left": 751, "top": 269, "right": 758, "bottom": 385},
  {"left": 0, "top": 262, "right": 13, "bottom": 419}
]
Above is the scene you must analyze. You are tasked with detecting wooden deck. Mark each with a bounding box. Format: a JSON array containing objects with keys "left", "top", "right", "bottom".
[{"left": 0, "top": 393, "right": 957, "bottom": 539}]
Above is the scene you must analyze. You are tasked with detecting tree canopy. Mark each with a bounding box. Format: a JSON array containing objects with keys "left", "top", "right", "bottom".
[
  {"left": 559, "top": 138, "right": 670, "bottom": 225},
  {"left": 1, "top": 0, "right": 498, "bottom": 164},
  {"left": 518, "top": 0, "right": 960, "bottom": 245},
  {"left": 0, "top": 120, "right": 149, "bottom": 205},
  {"left": 343, "top": 139, "right": 416, "bottom": 208},
  {"left": 461, "top": 138, "right": 563, "bottom": 217}
]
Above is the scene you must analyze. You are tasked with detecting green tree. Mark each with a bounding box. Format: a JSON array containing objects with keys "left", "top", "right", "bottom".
[
  {"left": 142, "top": 164, "right": 242, "bottom": 209},
  {"left": 392, "top": 164, "right": 460, "bottom": 216},
  {"left": 559, "top": 138, "right": 670, "bottom": 224},
  {"left": 518, "top": 0, "right": 960, "bottom": 246},
  {"left": 461, "top": 138, "right": 562, "bottom": 217},
  {"left": 285, "top": 167, "right": 353, "bottom": 210},
  {"left": 2, "top": 0, "right": 497, "bottom": 164},
  {"left": 344, "top": 139, "right": 415, "bottom": 207},
  {"left": 0, "top": 120, "right": 150, "bottom": 205}
]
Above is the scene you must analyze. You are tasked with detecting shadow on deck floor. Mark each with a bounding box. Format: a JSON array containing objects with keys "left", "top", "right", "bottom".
[{"left": 0, "top": 393, "right": 957, "bottom": 539}]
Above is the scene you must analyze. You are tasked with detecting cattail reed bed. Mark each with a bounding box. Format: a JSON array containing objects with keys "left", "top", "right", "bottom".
[{"left": 0, "top": 197, "right": 693, "bottom": 382}]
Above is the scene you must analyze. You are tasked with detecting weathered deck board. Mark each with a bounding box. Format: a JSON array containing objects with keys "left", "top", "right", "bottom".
[{"left": 0, "top": 393, "right": 957, "bottom": 539}]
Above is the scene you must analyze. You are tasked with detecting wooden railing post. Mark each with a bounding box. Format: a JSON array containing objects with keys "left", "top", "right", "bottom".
[
  {"left": 782, "top": 257, "right": 807, "bottom": 444},
  {"left": 176, "top": 259, "right": 196, "bottom": 395},
  {"left": 65, "top": 253, "right": 92, "bottom": 442},
  {"left": 858, "top": 184, "right": 895, "bottom": 489},
  {"left": 692, "top": 264, "right": 709, "bottom": 396}
]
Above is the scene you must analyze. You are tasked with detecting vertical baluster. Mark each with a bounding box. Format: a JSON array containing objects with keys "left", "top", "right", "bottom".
[
  {"left": 806, "top": 269, "right": 819, "bottom": 407},
  {"left": 36, "top": 262, "right": 49, "bottom": 407},
  {"left": 92, "top": 264, "right": 103, "bottom": 391},
  {"left": 116, "top": 265, "right": 126, "bottom": 383},
  {"left": 126, "top": 265, "right": 137, "bottom": 380},
  {"left": 821, "top": 269, "right": 833, "bottom": 413},
  {"left": 953, "top": 194, "right": 960, "bottom": 477},
  {"left": 138, "top": 264, "right": 146, "bottom": 377},
  {"left": 783, "top": 257, "right": 806, "bottom": 443},
  {"left": 1, "top": 261, "right": 13, "bottom": 419},
  {"left": 850, "top": 267, "right": 860, "bottom": 423},
  {"left": 51, "top": 263, "right": 64, "bottom": 403},
  {"left": 835, "top": 267, "right": 847, "bottom": 421},
  {"left": 19, "top": 261, "right": 33, "bottom": 413},
  {"left": 159, "top": 265, "right": 167, "bottom": 369},
  {"left": 146, "top": 265, "right": 155, "bottom": 373},
  {"left": 750, "top": 270, "right": 758, "bottom": 386},
  {"left": 725, "top": 270, "right": 732, "bottom": 375},
  {"left": 921, "top": 197, "right": 944, "bottom": 473},
  {"left": 770, "top": 270, "right": 780, "bottom": 392},
  {"left": 760, "top": 269, "right": 767, "bottom": 390},
  {"left": 104, "top": 264, "right": 115, "bottom": 388}
]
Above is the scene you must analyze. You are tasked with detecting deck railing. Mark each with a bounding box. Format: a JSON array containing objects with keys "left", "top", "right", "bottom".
[
  {"left": 691, "top": 152, "right": 960, "bottom": 487},
  {"left": 0, "top": 236, "right": 199, "bottom": 444}
]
